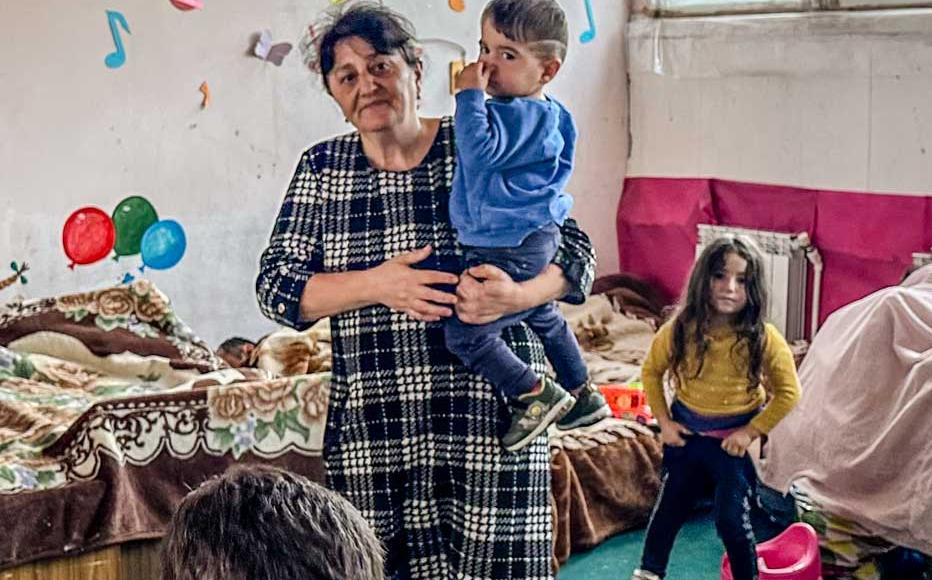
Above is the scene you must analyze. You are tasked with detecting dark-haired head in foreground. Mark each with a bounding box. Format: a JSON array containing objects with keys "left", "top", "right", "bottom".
[{"left": 161, "top": 465, "right": 384, "bottom": 580}]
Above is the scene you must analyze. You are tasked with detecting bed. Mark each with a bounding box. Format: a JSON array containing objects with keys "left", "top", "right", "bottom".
[
  {"left": 0, "top": 281, "right": 328, "bottom": 577},
  {"left": 0, "top": 277, "right": 664, "bottom": 577}
]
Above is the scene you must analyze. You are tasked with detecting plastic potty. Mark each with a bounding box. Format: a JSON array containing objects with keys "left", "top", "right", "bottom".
[{"left": 721, "top": 522, "right": 822, "bottom": 580}]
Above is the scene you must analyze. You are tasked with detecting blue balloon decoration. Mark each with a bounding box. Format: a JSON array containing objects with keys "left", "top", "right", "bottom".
[{"left": 140, "top": 219, "right": 187, "bottom": 270}]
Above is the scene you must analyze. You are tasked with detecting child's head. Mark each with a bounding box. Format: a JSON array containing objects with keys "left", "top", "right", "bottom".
[
  {"left": 161, "top": 465, "right": 385, "bottom": 580},
  {"left": 684, "top": 235, "right": 767, "bottom": 326},
  {"left": 478, "top": 0, "right": 568, "bottom": 98},
  {"left": 216, "top": 336, "right": 257, "bottom": 368},
  {"left": 672, "top": 235, "right": 769, "bottom": 389}
]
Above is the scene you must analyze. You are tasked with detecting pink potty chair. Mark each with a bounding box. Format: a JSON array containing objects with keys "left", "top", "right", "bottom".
[{"left": 721, "top": 522, "right": 823, "bottom": 580}]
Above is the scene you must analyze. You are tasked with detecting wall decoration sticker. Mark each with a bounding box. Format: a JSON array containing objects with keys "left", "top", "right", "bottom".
[{"left": 104, "top": 10, "right": 131, "bottom": 69}]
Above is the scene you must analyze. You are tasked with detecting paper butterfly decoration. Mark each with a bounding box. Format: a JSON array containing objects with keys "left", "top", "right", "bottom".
[{"left": 254, "top": 30, "right": 293, "bottom": 66}]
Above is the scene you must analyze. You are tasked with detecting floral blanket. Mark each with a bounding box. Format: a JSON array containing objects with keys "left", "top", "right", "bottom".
[{"left": 0, "top": 281, "right": 329, "bottom": 569}]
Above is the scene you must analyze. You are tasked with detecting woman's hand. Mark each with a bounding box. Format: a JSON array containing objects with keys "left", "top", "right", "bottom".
[
  {"left": 455, "top": 265, "right": 528, "bottom": 324},
  {"left": 374, "top": 245, "right": 459, "bottom": 322},
  {"left": 721, "top": 425, "right": 760, "bottom": 457},
  {"left": 659, "top": 418, "right": 693, "bottom": 447}
]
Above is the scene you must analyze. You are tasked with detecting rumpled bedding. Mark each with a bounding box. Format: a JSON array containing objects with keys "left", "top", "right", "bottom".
[
  {"left": 550, "top": 418, "right": 662, "bottom": 565},
  {"left": 550, "top": 290, "right": 661, "bottom": 565},
  {"left": 560, "top": 293, "right": 657, "bottom": 385},
  {"left": 758, "top": 265, "right": 932, "bottom": 556},
  {"left": 0, "top": 281, "right": 329, "bottom": 569}
]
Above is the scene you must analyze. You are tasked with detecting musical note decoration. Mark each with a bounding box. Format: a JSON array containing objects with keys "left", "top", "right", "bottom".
[
  {"left": 104, "top": 10, "right": 131, "bottom": 69},
  {"left": 580, "top": 0, "right": 596, "bottom": 44}
]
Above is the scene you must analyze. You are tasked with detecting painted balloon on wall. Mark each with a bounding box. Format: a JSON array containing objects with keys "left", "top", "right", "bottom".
[
  {"left": 140, "top": 219, "right": 187, "bottom": 271},
  {"left": 112, "top": 195, "right": 159, "bottom": 258},
  {"left": 62, "top": 207, "right": 116, "bottom": 269}
]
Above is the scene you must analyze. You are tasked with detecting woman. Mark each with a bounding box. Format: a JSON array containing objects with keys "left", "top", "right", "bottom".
[{"left": 255, "top": 4, "right": 596, "bottom": 579}]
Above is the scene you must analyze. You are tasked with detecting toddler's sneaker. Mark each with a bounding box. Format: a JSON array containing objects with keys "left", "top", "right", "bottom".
[
  {"left": 502, "top": 376, "right": 575, "bottom": 452},
  {"left": 556, "top": 381, "right": 612, "bottom": 430}
]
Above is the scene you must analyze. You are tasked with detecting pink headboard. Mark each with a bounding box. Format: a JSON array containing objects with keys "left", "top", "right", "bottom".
[{"left": 617, "top": 177, "right": 932, "bottom": 326}]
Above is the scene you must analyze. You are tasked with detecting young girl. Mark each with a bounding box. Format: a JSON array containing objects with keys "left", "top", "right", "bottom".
[{"left": 632, "top": 235, "right": 801, "bottom": 580}]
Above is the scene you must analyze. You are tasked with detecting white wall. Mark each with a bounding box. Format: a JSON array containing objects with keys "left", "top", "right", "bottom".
[
  {"left": 1, "top": 0, "right": 628, "bottom": 347},
  {"left": 627, "top": 9, "right": 932, "bottom": 196}
]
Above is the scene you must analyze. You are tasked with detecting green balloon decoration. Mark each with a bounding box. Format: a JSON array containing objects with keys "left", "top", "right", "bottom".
[{"left": 112, "top": 196, "right": 159, "bottom": 257}]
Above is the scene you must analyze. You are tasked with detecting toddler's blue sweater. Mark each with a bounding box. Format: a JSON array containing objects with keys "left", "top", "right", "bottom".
[{"left": 450, "top": 89, "right": 576, "bottom": 248}]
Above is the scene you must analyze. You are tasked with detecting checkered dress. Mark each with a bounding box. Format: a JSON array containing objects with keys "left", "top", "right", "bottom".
[{"left": 256, "top": 117, "right": 595, "bottom": 580}]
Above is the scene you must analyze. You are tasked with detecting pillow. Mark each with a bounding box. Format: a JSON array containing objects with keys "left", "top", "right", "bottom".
[{"left": 0, "top": 280, "right": 222, "bottom": 372}]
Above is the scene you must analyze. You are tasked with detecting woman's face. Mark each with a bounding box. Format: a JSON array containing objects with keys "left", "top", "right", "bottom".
[{"left": 327, "top": 36, "right": 421, "bottom": 134}]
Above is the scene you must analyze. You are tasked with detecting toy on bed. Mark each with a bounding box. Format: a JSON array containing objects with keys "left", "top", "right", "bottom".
[{"left": 599, "top": 381, "right": 655, "bottom": 425}]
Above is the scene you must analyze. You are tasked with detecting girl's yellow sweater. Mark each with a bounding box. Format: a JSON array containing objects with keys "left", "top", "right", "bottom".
[{"left": 642, "top": 321, "right": 801, "bottom": 434}]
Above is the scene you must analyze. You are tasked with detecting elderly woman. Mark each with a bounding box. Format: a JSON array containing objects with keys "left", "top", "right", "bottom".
[{"left": 255, "top": 4, "right": 595, "bottom": 579}]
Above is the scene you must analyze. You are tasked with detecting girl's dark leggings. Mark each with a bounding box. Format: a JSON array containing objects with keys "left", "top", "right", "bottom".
[{"left": 640, "top": 435, "right": 759, "bottom": 580}]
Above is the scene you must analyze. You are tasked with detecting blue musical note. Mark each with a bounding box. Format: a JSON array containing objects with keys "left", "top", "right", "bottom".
[
  {"left": 104, "top": 11, "right": 131, "bottom": 69},
  {"left": 580, "top": 0, "right": 596, "bottom": 44}
]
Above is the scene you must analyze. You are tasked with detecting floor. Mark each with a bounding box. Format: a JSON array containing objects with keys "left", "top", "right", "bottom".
[{"left": 558, "top": 512, "right": 722, "bottom": 579}]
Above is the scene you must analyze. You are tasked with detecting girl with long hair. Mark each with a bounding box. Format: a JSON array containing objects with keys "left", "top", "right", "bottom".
[{"left": 632, "top": 235, "right": 801, "bottom": 580}]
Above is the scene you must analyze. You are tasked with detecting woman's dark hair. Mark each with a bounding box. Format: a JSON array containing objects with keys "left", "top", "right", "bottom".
[
  {"left": 670, "top": 235, "right": 769, "bottom": 393},
  {"left": 481, "top": 0, "right": 568, "bottom": 61},
  {"left": 308, "top": 2, "right": 420, "bottom": 93}
]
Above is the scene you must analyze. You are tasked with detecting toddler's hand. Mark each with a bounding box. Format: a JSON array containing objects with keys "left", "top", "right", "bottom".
[
  {"left": 721, "top": 425, "right": 760, "bottom": 457},
  {"left": 457, "top": 62, "right": 489, "bottom": 92},
  {"left": 659, "top": 419, "right": 692, "bottom": 447}
]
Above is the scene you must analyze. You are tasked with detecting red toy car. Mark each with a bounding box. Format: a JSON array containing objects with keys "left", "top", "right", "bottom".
[{"left": 598, "top": 383, "right": 654, "bottom": 425}]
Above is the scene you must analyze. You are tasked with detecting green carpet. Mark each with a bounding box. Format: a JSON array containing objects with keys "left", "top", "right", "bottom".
[{"left": 558, "top": 511, "right": 722, "bottom": 579}]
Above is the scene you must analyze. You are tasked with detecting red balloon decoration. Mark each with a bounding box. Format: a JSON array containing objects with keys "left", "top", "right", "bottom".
[{"left": 62, "top": 207, "right": 116, "bottom": 269}]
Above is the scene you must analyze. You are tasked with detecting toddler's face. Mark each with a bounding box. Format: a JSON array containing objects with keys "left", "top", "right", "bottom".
[{"left": 478, "top": 18, "right": 553, "bottom": 99}]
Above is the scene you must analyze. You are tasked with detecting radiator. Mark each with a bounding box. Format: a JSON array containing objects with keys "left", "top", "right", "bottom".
[
  {"left": 914, "top": 251, "right": 932, "bottom": 268},
  {"left": 696, "top": 225, "right": 817, "bottom": 342}
]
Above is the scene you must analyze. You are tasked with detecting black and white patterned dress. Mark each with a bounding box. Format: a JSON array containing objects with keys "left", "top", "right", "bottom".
[{"left": 256, "top": 117, "right": 595, "bottom": 580}]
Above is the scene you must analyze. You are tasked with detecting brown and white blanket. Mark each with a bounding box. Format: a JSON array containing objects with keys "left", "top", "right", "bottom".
[{"left": 0, "top": 281, "right": 329, "bottom": 569}]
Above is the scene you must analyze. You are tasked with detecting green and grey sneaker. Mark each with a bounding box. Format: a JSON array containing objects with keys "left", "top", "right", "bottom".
[
  {"left": 502, "top": 377, "right": 575, "bottom": 452},
  {"left": 556, "top": 382, "right": 612, "bottom": 430}
]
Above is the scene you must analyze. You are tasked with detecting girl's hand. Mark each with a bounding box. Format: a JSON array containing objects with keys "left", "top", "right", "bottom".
[
  {"left": 455, "top": 265, "right": 526, "bottom": 324},
  {"left": 721, "top": 425, "right": 761, "bottom": 457},
  {"left": 659, "top": 419, "right": 692, "bottom": 447},
  {"left": 374, "top": 245, "right": 459, "bottom": 322}
]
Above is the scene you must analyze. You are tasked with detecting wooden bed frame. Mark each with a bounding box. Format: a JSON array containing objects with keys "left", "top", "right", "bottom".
[{"left": 0, "top": 540, "right": 160, "bottom": 580}]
